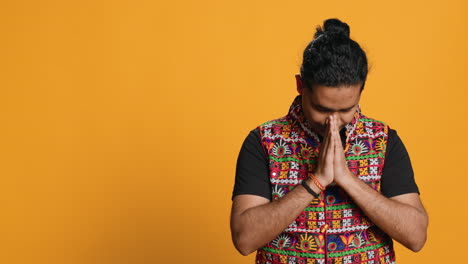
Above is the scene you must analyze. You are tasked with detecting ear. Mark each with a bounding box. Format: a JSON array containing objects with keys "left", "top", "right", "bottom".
[{"left": 295, "top": 74, "right": 303, "bottom": 95}]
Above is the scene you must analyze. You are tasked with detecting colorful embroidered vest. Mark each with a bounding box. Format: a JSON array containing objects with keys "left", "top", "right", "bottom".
[{"left": 255, "top": 95, "right": 395, "bottom": 264}]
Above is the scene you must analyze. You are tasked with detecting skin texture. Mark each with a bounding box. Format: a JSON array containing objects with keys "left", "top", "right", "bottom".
[
  {"left": 230, "top": 74, "right": 428, "bottom": 256},
  {"left": 297, "top": 74, "right": 361, "bottom": 137}
]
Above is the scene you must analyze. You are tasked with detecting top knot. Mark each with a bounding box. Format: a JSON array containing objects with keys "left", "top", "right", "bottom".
[
  {"left": 301, "top": 18, "right": 368, "bottom": 88},
  {"left": 314, "top": 18, "right": 350, "bottom": 40},
  {"left": 323, "top": 18, "right": 350, "bottom": 37}
]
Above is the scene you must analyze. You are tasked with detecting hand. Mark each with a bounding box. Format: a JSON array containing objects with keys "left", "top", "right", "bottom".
[
  {"left": 330, "top": 114, "right": 353, "bottom": 185},
  {"left": 313, "top": 116, "right": 334, "bottom": 187}
]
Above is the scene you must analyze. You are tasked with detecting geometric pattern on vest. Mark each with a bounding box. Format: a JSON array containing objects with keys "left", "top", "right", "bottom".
[{"left": 255, "top": 95, "right": 395, "bottom": 264}]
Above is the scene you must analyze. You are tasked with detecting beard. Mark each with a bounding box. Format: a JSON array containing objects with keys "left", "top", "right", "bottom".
[
  {"left": 309, "top": 120, "right": 347, "bottom": 137},
  {"left": 308, "top": 122, "right": 326, "bottom": 137}
]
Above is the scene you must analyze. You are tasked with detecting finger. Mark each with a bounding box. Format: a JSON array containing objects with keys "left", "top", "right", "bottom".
[
  {"left": 325, "top": 116, "right": 331, "bottom": 139},
  {"left": 320, "top": 116, "right": 333, "bottom": 166},
  {"left": 327, "top": 115, "right": 335, "bottom": 156},
  {"left": 333, "top": 116, "right": 343, "bottom": 151},
  {"left": 333, "top": 124, "right": 340, "bottom": 162},
  {"left": 332, "top": 113, "right": 339, "bottom": 134},
  {"left": 334, "top": 123, "right": 347, "bottom": 160},
  {"left": 321, "top": 116, "right": 331, "bottom": 151},
  {"left": 329, "top": 115, "right": 337, "bottom": 141},
  {"left": 330, "top": 116, "right": 340, "bottom": 154},
  {"left": 329, "top": 115, "right": 335, "bottom": 138},
  {"left": 317, "top": 117, "right": 332, "bottom": 175},
  {"left": 325, "top": 115, "right": 333, "bottom": 147}
]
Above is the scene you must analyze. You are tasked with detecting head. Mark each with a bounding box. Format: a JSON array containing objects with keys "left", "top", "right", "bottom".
[{"left": 296, "top": 18, "right": 368, "bottom": 136}]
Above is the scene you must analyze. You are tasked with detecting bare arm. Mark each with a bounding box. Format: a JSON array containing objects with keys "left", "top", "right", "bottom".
[
  {"left": 337, "top": 175, "right": 428, "bottom": 252},
  {"left": 329, "top": 115, "right": 428, "bottom": 252},
  {"left": 230, "top": 179, "right": 320, "bottom": 256},
  {"left": 231, "top": 117, "right": 336, "bottom": 256}
]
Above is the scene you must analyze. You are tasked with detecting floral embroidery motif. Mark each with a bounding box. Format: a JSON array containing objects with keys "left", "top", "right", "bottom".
[
  {"left": 256, "top": 95, "right": 394, "bottom": 264},
  {"left": 272, "top": 234, "right": 292, "bottom": 249},
  {"left": 296, "top": 233, "right": 317, "bottom": 252},
  {"left": 350, "top": 141, "right": 368, "bottom": 155},
  {"left": 272, "top": 139, "right": 291, "bottom": 157}
]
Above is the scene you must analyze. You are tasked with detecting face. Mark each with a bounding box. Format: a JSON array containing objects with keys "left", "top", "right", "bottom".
[{"left": 295, "top": 74, "right": 362, "bottom": 136}]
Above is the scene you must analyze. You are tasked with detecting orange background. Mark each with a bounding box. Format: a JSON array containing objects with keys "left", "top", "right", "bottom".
[{"left": 1, "top": 0, "right": 467, "bottom": 263}]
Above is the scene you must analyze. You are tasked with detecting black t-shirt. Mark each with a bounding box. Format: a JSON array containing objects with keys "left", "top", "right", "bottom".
[{"left": 232, "top": 127, "right": 419, "bottom": 200}]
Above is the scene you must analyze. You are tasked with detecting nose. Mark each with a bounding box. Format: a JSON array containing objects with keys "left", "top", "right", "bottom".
[{"left": 328, "top": 112, "right": 344, "bottom": 128}]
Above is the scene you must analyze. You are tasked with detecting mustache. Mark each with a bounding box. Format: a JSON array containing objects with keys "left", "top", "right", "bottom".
[{"left": 312, "top": 121, "right": 347, "bottom": 132}]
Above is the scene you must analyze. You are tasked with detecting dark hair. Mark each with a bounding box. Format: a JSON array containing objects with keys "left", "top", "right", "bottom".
[{"left": 300, "top": 18, "right": 368, "bottom": 90}]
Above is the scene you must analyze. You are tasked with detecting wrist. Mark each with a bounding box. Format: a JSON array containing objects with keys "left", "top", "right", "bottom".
[
  {"left": 304, "top": 178, "right": 322, "bottom": 196},
  {"left": 312, "top": 173, "right": 330, "bottom": 189},
  {"left": 335, "top": 170, "right": 354, "bottom": 186},
  {"left": 302, "top": 179, "right": 321, "bottom": 198}
]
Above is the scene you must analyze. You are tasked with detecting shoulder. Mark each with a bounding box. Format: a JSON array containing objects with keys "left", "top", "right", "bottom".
[
  {"left": 358, "top": 113, "right": 388, "bottom": 128},
  {"left": 256, "top": 115, "right": 290, "bottom": 139},
  {"left": 240, "top": 127, "right": 262, "bottom": 148},
  {"left": 358, "top": 116, "right": 407, "bottom": 147},
  {"left": 243, "top": 127, "right": 261, "bottom": 146},
  {"left": 385, "top": 127, "right": 410, "bottom": 156},
  {"left": 239, "top": 115, "right": 289, "bottom": 150},
  {"left": 355, "top": 113, "right": 389, "bottom": 138},
  {"left": 258, "top": 116, "right": 289, "bottom": 129},
  {"left": 388, "top": 128, "right": 398, "bottom": 141}
]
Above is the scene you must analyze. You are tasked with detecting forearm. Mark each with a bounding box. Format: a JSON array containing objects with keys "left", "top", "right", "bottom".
[
  {"left": 337, "top": 174, "right": 428, "bottom": 252},
  {"left": 231, "top": 179, "right": 319, "bottom": 255}
]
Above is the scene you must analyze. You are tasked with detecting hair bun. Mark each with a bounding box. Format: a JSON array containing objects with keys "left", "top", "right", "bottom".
[{"left": 323, "top": 18, "right": 350, "bottom": 38}]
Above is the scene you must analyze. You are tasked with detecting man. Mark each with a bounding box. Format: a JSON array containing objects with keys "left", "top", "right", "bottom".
[{"left": 230, "top": 18, "right": 428, "bottom": 264}]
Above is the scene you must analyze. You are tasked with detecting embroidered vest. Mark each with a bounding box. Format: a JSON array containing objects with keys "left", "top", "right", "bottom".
[{"left": 255, "top": 95, "right": 395, "bottom": 264}]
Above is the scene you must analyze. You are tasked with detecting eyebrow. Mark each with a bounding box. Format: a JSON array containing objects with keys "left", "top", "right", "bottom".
[{"left": 313, "top": 103, "right": 356, "bottom": 112}]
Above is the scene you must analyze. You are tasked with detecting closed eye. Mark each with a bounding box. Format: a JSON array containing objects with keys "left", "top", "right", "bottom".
[
  {"left": 313, "top": 104, "right": 333, "bottom": 113},
  {"left": 339, "top": 107, "right": 354, "bottom": 113},
  {"left": 313, "top": 104, "right": 355, "bottom": 113}
]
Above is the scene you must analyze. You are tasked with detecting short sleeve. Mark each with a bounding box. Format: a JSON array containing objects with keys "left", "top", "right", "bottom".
[
  {"left": 232, "top": 128, "right": 272, "bottom": 200},
  {"left": 380, "top": 129, "right": 420, "bottom": 198}
]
